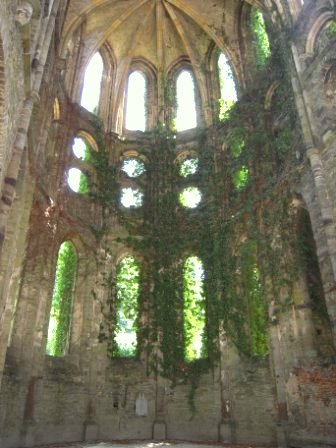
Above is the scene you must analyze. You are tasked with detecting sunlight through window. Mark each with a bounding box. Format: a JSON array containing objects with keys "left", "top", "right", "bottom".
[
  {"left": 80, "top": 52, "right": 104, "bottom": 113},
  {"left": 125, "top": 71, "right": 147, "bottom": 131},
  {"left": 120, "top": 187, "right": 144, "bottom": 208},
  {"left": 72, "top": 138, "right": 86, "bottom": 159},
  {"left": 183, "top": 256, "right": 206, "bottom": 361},
  {"left": 121, "top": 158, "right": 145, "bottom": 178},
  {"left": 179, "top": 187, "right": 202, "bottom": 209},
  {"left": 114, "top": 256, "right": 140, "bottom": 357},
  {"left": 218, "top": 53, "right": 237, "bottom": 119},
  {"left": 176, "top": 70, "right": 197, "bottom": 132}
]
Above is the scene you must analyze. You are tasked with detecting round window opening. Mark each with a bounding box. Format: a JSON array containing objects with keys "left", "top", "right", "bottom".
[
  {"left": 121, "top": 158, "right": 145, "bottom": 178},
  {"left": 67, "top": 168, "right": 88, "bottom": 193},
  {"left": 120, "top": 187, "right": 144, "bottom": 208},
  {"left": 179, "top": 158, "right": 198, "bottom": 177},
  {"left": 179, "top": 187, "right": 202, "bottom": 209}
]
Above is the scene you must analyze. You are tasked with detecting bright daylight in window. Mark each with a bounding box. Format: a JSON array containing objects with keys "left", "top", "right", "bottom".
[
  {"left": 120, "top": 187, "right": 144, "bottom": 208},
  {"left": 176, "top": 70, "right": 197, "bottom": 132},
  {"left": 80, "top": 52, "right": 104, "bottom": 113},
  {"left": 125, "top": 71, "right": 146, "bottom": 131}
]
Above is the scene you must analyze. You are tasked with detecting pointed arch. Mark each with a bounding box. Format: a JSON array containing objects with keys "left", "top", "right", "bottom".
[{"left": 80, "top": 52, "right": 104, "bottom": 114}]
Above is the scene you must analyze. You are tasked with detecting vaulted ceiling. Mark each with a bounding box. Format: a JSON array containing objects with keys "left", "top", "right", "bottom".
[{"left": 61, "top": 0, "right": 273, "bottom": 71}]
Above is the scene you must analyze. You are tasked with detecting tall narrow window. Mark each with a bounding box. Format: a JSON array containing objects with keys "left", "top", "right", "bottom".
[
  {"left": 240, "top": 241, "right": 268, "bottom": 356},
  {"left": 46, "top": 242, "right": 77, "bottom": 356},
  {"left": 80, "top": 52, "right": 104, "bottom": 114},
  {"left": 114, "top": 256, "right": 141, "bottom": 357},
  {"left": 125, "top": 71, "right": 147, "bottom": 131},
  {"left": 176, "top": 70, "right": 197, "bottom": 132},
  {"left": 218, "top": 53, "right": 237, "bottom": 120},
  {"left": 250, "top": 8, "right": 271, "bottom": 67},
  {"left": 183, "top": 256, "right": 206, "bottom": 361}
]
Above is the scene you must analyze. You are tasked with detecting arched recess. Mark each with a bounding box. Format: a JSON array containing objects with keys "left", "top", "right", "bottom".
[
  {"left": 120, "top": 58, "right": 157, "bottom": 134},
  {"left": 238, "top": 2, "right": 271, "bottom": 82},
  {"left": 98, "top": 42, "right": 117, "bottom": 130},
  {"left": 46, "top": 241, "right": 77, "bottom": 357},
  {"left": 305, "top": 11, "right": 335, "bottom": 55},
  {"left": 294, "top": 202, "right": 336, "bottom": 357}
]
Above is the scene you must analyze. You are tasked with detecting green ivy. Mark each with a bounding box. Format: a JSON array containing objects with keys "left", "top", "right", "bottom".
[
  {"left": 46, "top": 241, "right": 77, "bottom": 356},
  {"left": 250, "top": 8, "right": 271, "bottom": 68}
]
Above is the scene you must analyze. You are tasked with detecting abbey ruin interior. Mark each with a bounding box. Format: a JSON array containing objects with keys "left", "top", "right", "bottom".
[{"left": 0, "top": 1, "right": 336, "bottom": 447}]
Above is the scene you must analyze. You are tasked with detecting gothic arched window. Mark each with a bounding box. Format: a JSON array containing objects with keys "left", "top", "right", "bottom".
[
  {"left": 176, "top": 70, "right": 197, "bottom": 132},
  {"left": 114, "top": 255, "right": 141, "bottom": 357},
  {"left": 46, "top": 241, "right": 77, "bottom": 356},
  {"left": 80, "top": 52, "right": 104, "bottom": 114},
  {"left": 125, "top": 71, "right": 147, "bottom": 131},
  {"left": 218, "top": 53, "right": 237, "bottom": 120},
  {"left": 183, "top": 256, "right": 207, "bottom": 361}
]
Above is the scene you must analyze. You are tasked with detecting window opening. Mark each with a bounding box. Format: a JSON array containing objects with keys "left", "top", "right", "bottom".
[
  {"left": 183, "top": 256, "right": 206, "bottom": 361},
  {"left": 179, "top": 187, "right": 202, "bottom": 209},
  {"left": 240, "top": 241, "right": 268, "bottom": 356},
  {"left": 46, "top": 241, "right": 77, "bottom": 356},
  {"left": 120, "top": 187, "right": 144, "bottom": 208},
  {"left": 125, "top": 71, "right": 147, "bottom": 131},
  {"left": 250, "top": 8, "right": 271, "bottom": 67},
  {"left": 67, "top": 168, "right": 89, "bottom": 193},
  {"left": 114, "top": 256, "right": 141, "bottom": 357},
  {"left": 179, "top": 158, "right": 199, "bottom": 177},
  {"left": 176, "top": 70, "right": 197, "bottom": 132},
  {"left": 233, "top": 166, "right": 249, "bottom": 190},
  {"left": 72, "top": 138, "right": 90, "bottom": 160},
  {"left": 80, "top": 52, "right": 104, "bottom": 114},
  {"left": 121, "top": 158, "right": 145, "bottom": 178},
  {"left": 218, "top": 53, "right": 237, "bottom": 120}
]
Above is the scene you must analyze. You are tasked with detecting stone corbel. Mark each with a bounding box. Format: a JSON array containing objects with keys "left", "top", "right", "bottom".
[{"left": 14, "top": 1, "right": 34, "bottom": 26}]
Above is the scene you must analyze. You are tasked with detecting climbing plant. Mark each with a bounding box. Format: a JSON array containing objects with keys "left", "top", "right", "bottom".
[
  {"left": 250, "top": 8, "right": 271, "bottom": 67},
  {"left": 46, "top": 241, "right": 77, "bottom": 356}
]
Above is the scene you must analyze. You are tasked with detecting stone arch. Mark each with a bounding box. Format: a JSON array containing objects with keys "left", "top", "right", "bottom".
[
  {"left": 305, "top": 11, "right": 334, "bottom": 55},
  {"left": 167, "top": 56, "right": 203, "bottom": 130},
  {"left": 122, "top": 57, "right": 158, "bottom": 133}
]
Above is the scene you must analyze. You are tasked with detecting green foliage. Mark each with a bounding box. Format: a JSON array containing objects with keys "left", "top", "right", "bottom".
[
  {"left": 250, "top": 8, "right": 271, "bottom": 68},
  {"left": 114, "top": 256, "right": 141, "bottom": 358},
  {"left": 233, "top": 166, "right": 249, "bottom": 190},
  {"left": 326, "top": 21, "right": 336, "bottom": 39},
  {"left": 180, "top": 158, "right": 198, "bottom": 177},
  {"left": 183, "top": 257, "right": 207, "bottom": 362},
  {"left": 46, "top": 242, "right": 77, "bottom": 356},
  {"left": 219, "top": 98, "right": 236, "bottom": 121}
]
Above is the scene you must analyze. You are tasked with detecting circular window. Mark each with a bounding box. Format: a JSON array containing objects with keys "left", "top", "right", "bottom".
[
  {"left": 179, "top": 158, "right": 198, "bottom": 177},
  {"left": 179, "top": 187, "right": 202, "bottom": 209},
  {"left": 67, "top": 168, "right": 88, "bottom": 193},
  {"left": 120, "top": 187, "right": 144, "bottom": 208},
  {"left": 121, "top": 158, "right": 145, "bottom": 178},
  {"left": 72, "top": 138, "right": 88, "bottom": 160}
]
